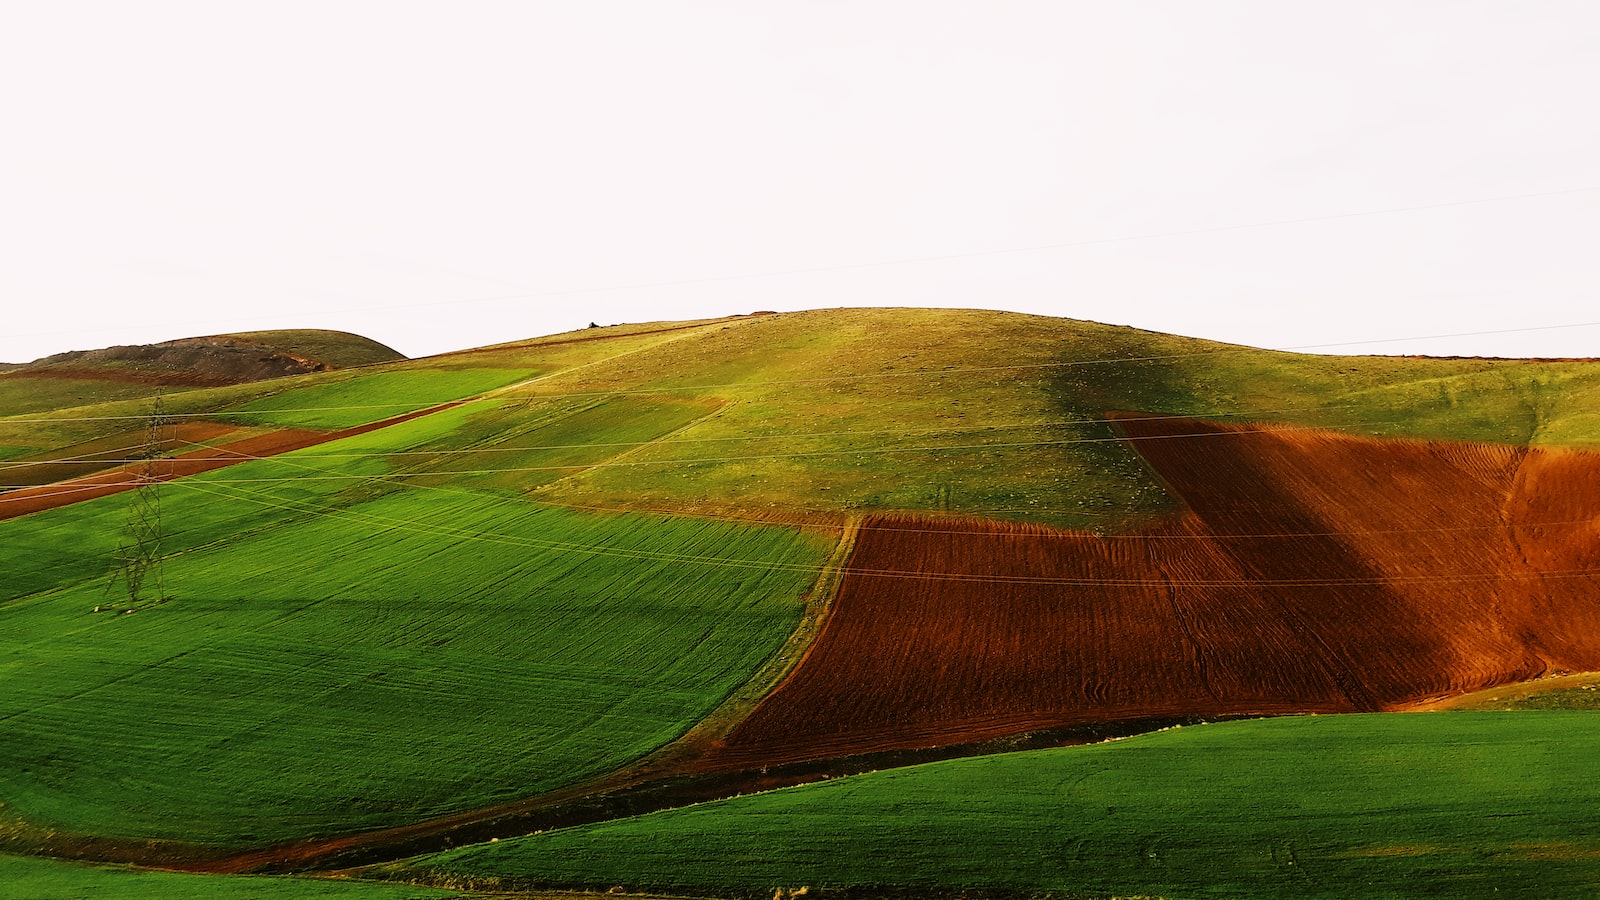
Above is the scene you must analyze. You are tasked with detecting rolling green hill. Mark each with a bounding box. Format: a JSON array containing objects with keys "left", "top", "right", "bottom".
[
  {"left": 0, "top": 854, "right": 459, "bottom": 900},
  {"left": 0, "top": 408, "right": 831, "bottom": 847},
  {"left": 10, "top": 309, "right": 1600, "bottom": 528},
  {"left": 5, "top": 308, "right": 1600, "bottom": 896},
  {"left": 411, "top": 711, "right": 1600, "bottom": 898}
]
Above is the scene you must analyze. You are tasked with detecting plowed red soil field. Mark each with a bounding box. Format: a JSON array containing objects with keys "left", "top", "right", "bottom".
[
  {"left": 0, "top": 422, "right": 242, "bottom": 491},
  {"left": 715, "top": 415, "right": 1600, "bottom": 767}
]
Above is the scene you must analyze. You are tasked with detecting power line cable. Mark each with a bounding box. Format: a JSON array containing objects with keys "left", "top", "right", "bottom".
[
  {"left": 165, "top": 477, "right": 1600, "bottom": 588},
  {"left": 14, "top": 408, "right": 1586, "bottom": 590},
  {"left": 0, "top": 402, "right": 1423, "bottom": 466},
  {"left": 59, "top": 425, "right": 1595, "bottom": 550},
  {"left": 11, "top": 402, "right": 1596, "bottom": 545},
  {"left": 0, "top": 418, "right": 1422, "bottom": 489}
]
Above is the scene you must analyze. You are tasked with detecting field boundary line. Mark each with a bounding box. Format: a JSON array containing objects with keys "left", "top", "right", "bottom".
[
  {"left": 478, "top": 319, "right": 735, "bottom": 400},
  {"left": 535, "top": 399, "right": 735, "bottom": 496},
  {"left": 670, "top": 515, "right": 862, "bottom": 756}
]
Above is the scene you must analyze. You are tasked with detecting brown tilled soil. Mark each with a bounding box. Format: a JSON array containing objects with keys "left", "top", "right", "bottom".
[
  {"left": 710, "top": 415, "right": 1600, "bottom": 768},
  {"left": 0, "top": 422, "right": 241, "bottom": 490}
]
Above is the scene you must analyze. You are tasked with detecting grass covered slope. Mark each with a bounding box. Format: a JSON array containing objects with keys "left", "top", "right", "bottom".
[
  {"left": 0, "top": 374, "right": 181, "bottom": 419},
  {"left": 219, "top": 330, "right": 407, "bottom": 370},
  {"left": 12, "top": 309, "right": 1600, "bottom": 529},
  {"left": 0, "top": 316, "right": 727, "bottom": 469},
  {"left": 414, "top": 712, "right": 1600, "bottom": 898},
  {"left": 0, "top": 854, "right": 458, "bottom": 900},
  {"left": 222, "top": 367, "right": 530, "bottom": 429},
  {"left": 6, "top": 306, "right": 1600, "bottom": 876},
  {"left": 477, "top": 308, "right": 1600, "bottom": 529},
  {"left": 0, "top": 401, "right": 833, "bottom": 847}
]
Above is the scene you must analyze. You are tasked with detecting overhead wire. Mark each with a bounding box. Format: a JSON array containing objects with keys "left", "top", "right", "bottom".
[
  {"left": 165, "top": 477, "right": 1600, "bottom": 588},
  {"left": 0, "top": 418, "right": 1427, "bottom": 490},
  {"left": 11, "top": 393, "right": 1594, "bottom": 587},
  {"left": 108, "top": 422, "right": 1600, "bottom": 565},
  {"left": 8, "top": 403, "right": 1599, "bottom": 545},
  {"left": 0, "top": 403, "right": 1409, "bottom": 469},
  {"left": 7, "top": 312, "right": 1600, "bottom": 579}
]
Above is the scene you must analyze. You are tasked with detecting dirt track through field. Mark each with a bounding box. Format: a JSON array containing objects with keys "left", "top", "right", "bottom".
[
  {"left": 712, "top": 414, "right": 1600, "bottom": 767},
  {"left": 0, "top": 402, "right": 466, "bottom": 521}
]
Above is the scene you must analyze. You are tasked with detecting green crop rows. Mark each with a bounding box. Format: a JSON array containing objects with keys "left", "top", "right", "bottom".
[
  {"left": 0, "top": 401, "right": 833, "bottom": 847},
  {"left": 0, "top": 376, "right": 166, "bottom": 418},
  {"left": 416, "top": 711, "right": 1600, "bottom": 898},
  {"left": 0, "top": 853, "right": 458, "bottom": 900},
  {"left": 223, "top": 368, "right": 535, "bottom": 429}
]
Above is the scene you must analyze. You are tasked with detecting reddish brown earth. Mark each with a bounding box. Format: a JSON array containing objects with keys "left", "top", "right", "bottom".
[
  {"left": 712, "top": 415, "right": 1600, "bottom": 768},
  {"left": 0, "top": 403, "right": 465, "bottom": 521},
  {"left": 0, "top": 422, "right": 241, "bottom": 490}
]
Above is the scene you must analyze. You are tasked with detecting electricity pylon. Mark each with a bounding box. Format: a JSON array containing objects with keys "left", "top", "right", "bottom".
[{"left": 105, "top": 395, "right": 172, "bottom": 608}]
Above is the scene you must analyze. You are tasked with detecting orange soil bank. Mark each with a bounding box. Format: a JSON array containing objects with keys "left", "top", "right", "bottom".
[
  {"left": 0, "top": 402, "right": 466, "bottom": 521},
  {"left": 715, "top": 416, "right": 1600, "bottom": 767}
]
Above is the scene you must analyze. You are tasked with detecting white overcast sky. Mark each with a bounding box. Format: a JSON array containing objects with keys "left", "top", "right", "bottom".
[{"left": 3, "top": 1, "right": 1598, "bottom": 362}]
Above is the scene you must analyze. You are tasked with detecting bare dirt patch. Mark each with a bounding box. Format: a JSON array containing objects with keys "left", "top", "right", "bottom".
[
  {"left": 0, "top": 422, "right": 240, "bottom": 490},
  {"left": 711, "top": 415, "right": 1600, "bottom": 767}
]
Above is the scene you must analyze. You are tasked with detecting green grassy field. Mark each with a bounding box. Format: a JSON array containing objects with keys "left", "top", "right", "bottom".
[
  {"left": 412, "top": 711, "right": 1600, "bottom": 899},
  {"left": 0, "top": 854, "right": 459, "bottom": 900},
  {"left": 0, "top": 376, "right": 173, "bottom": 418},
  {"left": 0, "top": 318, "right": 727, "bottom": 458},
  {"left": 7, "top": 308, "right": 1600, "bottom": 892},
  {"left": 0, "top": 403, "right": 833, "bottom": 847},
  {"left": 492, "top": 309, "right": 1600, "bottom": 528},
  {"left": 386, "top": 394, "right": 722, "bottom": 494},
  {"left": 224, "top": 368, "right": 535, "bottom": 429}
]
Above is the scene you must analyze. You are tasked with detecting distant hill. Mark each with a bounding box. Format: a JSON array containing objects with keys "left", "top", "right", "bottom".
[
  {"left": 0, "top": 329, "right": 404, "bottom": 418},
  {"left": 12, "top": 329, "right": 404, "bottom": 385}
]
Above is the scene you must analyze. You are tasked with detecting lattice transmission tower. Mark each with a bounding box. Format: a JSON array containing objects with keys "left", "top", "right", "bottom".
[{"left": 104, "top": 395, "right": 173, "bottom": 608}]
